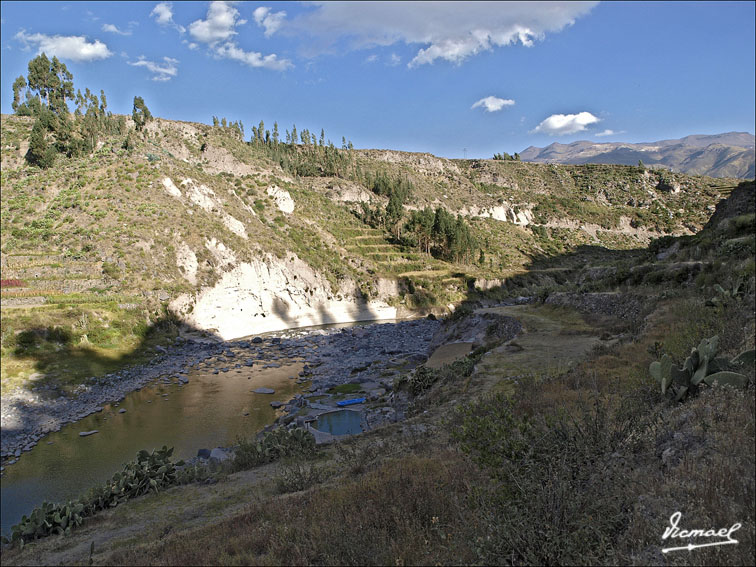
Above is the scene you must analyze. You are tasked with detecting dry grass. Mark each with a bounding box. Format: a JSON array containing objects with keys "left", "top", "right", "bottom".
[
  {"left": 618, "top": 385, "right": 755, "bottom": 566},
  {"left": 3, "top": 289, "right": 753, "bottom": 566},
  {"left": 102, "top": 452, "right": 484, "bottom": 566}
]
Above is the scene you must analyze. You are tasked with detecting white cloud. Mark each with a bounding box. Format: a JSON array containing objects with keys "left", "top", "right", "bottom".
[
  {"left": 472, "top": 95, "right": 515, "bottom": 112},
  {"left": 253, "top": 6, "right": 286, "bottom": 37},
  {"left": 188, "top": 1, "right": 240, "bottom": 44},
  {"left": 595, "top": 129, "right": 624, "bottom": 137},
  {"left": 291, "top": 1, "right": 597, "bottom": 67},
  {"left": 364, "top": 54, "right": 378, "bottom": 63},
  {"left": 531, "top": 111, "right": 600, "bottom": 135},
  {"left": 15, "top": 30, "right": 112, "bottom": 62},
  {"left": 128, "top": 55, "right": 179, "bottom": 81},
  {"left": 388, "top": 53, "right": 401, "bottom": 66},
  {"left": 151, "top": 2, "right": 185, "bottom": 33},
  {"left": 186, "top": 2, "right": 291, "bottom": 71},
  {"left": 213, "top": 42, "right": 292, "bottom": 71},
  {"left": 151, "top": 2, "right": 173, "bottom": 25},
  {"left": 102, "top": 23, "right": 131, "bottom": 36}
]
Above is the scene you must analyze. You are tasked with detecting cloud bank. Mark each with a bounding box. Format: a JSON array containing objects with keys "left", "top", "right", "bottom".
[
  {"left": 188, "top": 1, "right": 241, "bottom": 44},
  {"left": 151, "top": 2, "right": 185, "bottom": 33},
  {"left": 253, "top": 6, "right": 286, "bottom": 37},
  {"left": 102, "top": 23, "right": 131, "bottom": 36},
  {"left": 188, "top": 2, "right": 292, "bottom": 71},
  {"left": 291, "top": 1, "right": 597, "bottom": 66},
  {"left": 595, "top": 129, "right": 624, "bottom": 137}
]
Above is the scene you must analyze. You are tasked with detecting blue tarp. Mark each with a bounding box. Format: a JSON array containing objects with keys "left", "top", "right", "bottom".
[{"left": 336, "top": 398, "right": 366, "bottom": 407}]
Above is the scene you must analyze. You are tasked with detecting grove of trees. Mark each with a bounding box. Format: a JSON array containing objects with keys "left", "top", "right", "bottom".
[
  {"left": 11, "top": 54, "right": 148, "bottom": 168},
  {"left": 403, "top": 207, "right": 479, "bottom": 263}
]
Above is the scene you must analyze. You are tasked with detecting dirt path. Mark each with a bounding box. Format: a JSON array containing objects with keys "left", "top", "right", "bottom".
[{"left": 468, "top": 304, "right": 605, "bottom": 395}]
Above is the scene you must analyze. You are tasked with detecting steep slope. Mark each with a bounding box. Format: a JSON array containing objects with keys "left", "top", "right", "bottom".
[
  {"left": 3, "top": 182, "right": 752, "bottom": 567},
  {"left": 0, "top": 113, "right": 740, "bottom": 391}
]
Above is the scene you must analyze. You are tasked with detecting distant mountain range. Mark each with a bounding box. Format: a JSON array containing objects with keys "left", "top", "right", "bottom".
[{"left": 520, "top": 132, "right": 755, "bottom": 178}]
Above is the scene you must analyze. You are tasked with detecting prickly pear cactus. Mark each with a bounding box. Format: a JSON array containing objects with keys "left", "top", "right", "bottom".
[
  {"left": 10, "top": 446, "right": 184, "bottom": 546},
  {"left": 703, "top": 371, "right": 748, "bottom": 388},
  {"left": 650, "top": 335, "right": 751, "bottom": 401}
]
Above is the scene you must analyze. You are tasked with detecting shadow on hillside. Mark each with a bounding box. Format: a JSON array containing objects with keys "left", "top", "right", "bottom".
[
  {"left": 8, "top": 179, "right": 752, "bottom": 450},
  {"left": 467, "top": 243, "right": 651, "bottom": 301},
  {"left": 7, "top": 314, "right": 190, "bottom": 390},
  {"left": 8, "top": 286, "right": 395, "bottom": 400},
  {"left": 270, "top": 286, "right": 394, "bottom": 330},
  {"left": 2, "top": 293, "right": 402, "bottom": 449},
  {"left": 470, "top": 179, "right": 754, "bottom": 303}
]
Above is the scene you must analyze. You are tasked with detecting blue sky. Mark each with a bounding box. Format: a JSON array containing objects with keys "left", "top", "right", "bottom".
[{"left": 1, "top": 1, "right": 754, "bottom": 158}]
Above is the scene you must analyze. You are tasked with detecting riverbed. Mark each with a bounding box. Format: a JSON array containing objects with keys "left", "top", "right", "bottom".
[
  {"left": 0, "top": 317, "right": 440, "bottom": 536},
  {"left": 0, "top": 358, "right": 302, "bottom": 535}
]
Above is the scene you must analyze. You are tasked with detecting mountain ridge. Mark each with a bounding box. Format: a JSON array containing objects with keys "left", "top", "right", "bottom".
[{"left": 520, "top": 132, "right": 755, "bottom": 178}]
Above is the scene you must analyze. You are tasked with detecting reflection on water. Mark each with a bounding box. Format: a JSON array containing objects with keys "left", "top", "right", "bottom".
[
  {"left": 314, "top": 410, "right": 363, "bottom": 436},
  {"left": 1, "top": 361, "right": 303, "bottom": 535}
]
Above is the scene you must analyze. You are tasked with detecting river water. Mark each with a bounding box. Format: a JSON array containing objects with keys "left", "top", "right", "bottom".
[{"left": 0, "top": 358, "right": 303, "bottom": 536}]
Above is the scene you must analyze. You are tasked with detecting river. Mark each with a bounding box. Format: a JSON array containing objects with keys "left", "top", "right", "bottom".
[
  {"left": 0, "top": 357, "right": 303, "bottom": 536},
  {"left": 0, "top": 317, "right": 440, "bottom": 538}
]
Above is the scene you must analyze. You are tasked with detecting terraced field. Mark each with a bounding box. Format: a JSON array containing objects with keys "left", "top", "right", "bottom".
[
  {"left": 341, "top": 227, "right": 467, "bottom": 290},
  {"left": 1, "top": 251, "right": 111, "bottom": 307}
]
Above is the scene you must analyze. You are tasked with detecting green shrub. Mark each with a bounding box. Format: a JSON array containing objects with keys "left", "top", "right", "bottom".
[
  {"left": 407, "top": 355, "right": 476, "bottom": 396},
  {"left": 453, "top": 394, "right": 638, "bottom": 565},
  {"left": 274, "top": 460, "right": 332, "bottom": 493},
  {"left": 102, "top": 261, "right": 120, "bottom": 280},
  {"left": 233, "top": 428, "right": 316, "bottom": 471}
]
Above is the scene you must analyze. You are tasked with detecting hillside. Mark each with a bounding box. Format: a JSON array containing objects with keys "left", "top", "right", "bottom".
[
  {"left": 520, "top": 132, "right": 756, "bottom": 178},
  {"left": 0, "top": 112, "right": 742, "bottom": 393},
  {"left": 2, "top": 167, "right": 753, "bottom": 566}
]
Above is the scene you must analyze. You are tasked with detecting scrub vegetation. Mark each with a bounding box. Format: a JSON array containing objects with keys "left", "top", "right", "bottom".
[{"left": 1, "top": 55, "right": 753, "bottom": 566}]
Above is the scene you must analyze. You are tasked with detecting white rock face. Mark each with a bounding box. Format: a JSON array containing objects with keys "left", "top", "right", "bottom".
[
  {"left": 326, "top": 182, "right": 375, "bottom": 203},
  {"left": 221, "top": 214, "right": 247, "bottom": 239},
  {"left": 170, "top": 254, "right": 397, "bottom": 340},
  {"left": 205, "top": 237, "right": 237, "bottom": 271},
  {"left": 162, "top": 177, "right": 182, "bottom": 198},
  {"left": 175, "top": 242, "right": 198, "bottom": 285},
  {"left": 181, "top": 178, "right": 217, "bottom": 211},
  {"left": 460, "top": 203, "right": 533, "bottom": 226},
  {"left": 267, "top": 185, "right": 295, "bottom": 214},
  {"left": 180, "top": 178, "right": 248, "bottom": 239}
]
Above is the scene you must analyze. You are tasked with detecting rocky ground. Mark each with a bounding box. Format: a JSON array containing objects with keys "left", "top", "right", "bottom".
[{"left": 1, "top": 317, "right": 441, "bottom": 473}]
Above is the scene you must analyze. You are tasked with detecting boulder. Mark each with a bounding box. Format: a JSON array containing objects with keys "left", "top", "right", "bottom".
[{"left": 209, "top": 447, "right": 231, "bottom": 462}]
